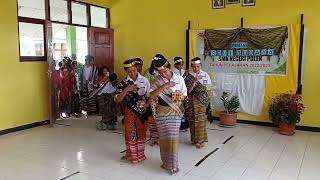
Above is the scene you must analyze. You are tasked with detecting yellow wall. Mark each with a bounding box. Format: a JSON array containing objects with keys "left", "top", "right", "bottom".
[
  {"left": 79, "top": 0, "right": 114, "bottom": 7},
  {"left": 111, "top": 0, "right": 320, "bottom": 127},
  {"left": 0, "top": 0, "right": 112, "bottom": 131}
]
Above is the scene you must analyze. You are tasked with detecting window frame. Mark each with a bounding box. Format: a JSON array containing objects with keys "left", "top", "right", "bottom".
[
  {"left": 89, "top": 5, "right": 110, "bottom": 28},
  {"left": 18, "top": 17, "right": 47, "bottom": 62},
  {"left": 17, "top": 0, "right": 110, "bottom": 62},
  {"left": 71, "top": 1, "right": 89, "bottom": 26},
  {"left": 49, "top": 0, "right": 70, "bottom": 24}
]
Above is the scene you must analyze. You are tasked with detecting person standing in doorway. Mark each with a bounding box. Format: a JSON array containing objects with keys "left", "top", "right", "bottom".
[
  {"left": 80, "top": 55, "right": 99, "bottom": 115},
  {"left": 70, "top": 61, "right": 81, "bottom": 117},
  {"left": 59, "top": 67, "right": 73, "bottom": 118}
]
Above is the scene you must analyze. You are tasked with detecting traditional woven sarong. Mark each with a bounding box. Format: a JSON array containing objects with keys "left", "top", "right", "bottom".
[
  {"left": 97, "top": 93, "right": 117, "bottom": 129},
  {"left": 188, "top": 96, "right": 208, "bottom": 144},
  {"left": 80, "top": 88, "right": 98, "bottom": 114},
  {"left": 71, "top": 93, "right": 80, "bottom": 114},
  {"left": 155, "top": 105, "right": 181, "bottom": 172},
  {"left": 149, "top": 99, "right": 159, "bottom": 144},
  {"left": 123, "top": 108, "right": 149, "bottom": 163},
  {"left": 184, "top": 73, "right": 209, "bottom": 144},
  {"left": 149, "top": 116, "right": 159, "bottom": 144}
]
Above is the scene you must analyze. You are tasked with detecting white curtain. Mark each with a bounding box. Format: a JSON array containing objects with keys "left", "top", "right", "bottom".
[{"left": 213, "top": 74, "right": 265, "bottom": 116}]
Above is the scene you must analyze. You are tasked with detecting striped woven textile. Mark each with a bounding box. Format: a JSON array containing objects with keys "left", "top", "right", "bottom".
[
  {"left": 124, "top": 108, "right": 148, "bottom": 163},
  {"left": 149, "top": 117, "right": 159, "bottom": 143},
  {"left": 80, "top": 90, "right": 98, "bottom": 114},
  {"left": 189, "top": 96, "right": 208, "bottom": 144},
  {"left": 155, "top": 105, "right": 181, "bottom": 172}
]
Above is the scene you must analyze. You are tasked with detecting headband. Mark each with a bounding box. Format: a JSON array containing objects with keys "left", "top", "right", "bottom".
[
  {"left": 174, "top": 59, "right": 183, "bottom": 64},
  {"left": 191, "top": 60, "right": 201, "bottom": 64},
  {"left": 156, "top": 61, "right": 169, "bottom": 71},
  {"left": 153, "top": 57, "right": 161, "bottom": 61},
  {"left": 123, "top": 61, "right": 136, "bottom": 68}
]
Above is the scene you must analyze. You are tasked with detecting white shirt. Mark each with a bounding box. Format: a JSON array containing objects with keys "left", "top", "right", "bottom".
[
  {"left": 98, "top": 82, "right": 117, "bottom": 95},
  {"left": 172, "top": 67, "right": 186, "bottom": 77},
  {"left": 158, "top": 72, "right": 188, "bottom": 96},
  {"left": 190, "top": 70, "right": 212, "bottom": 86},
  {"left": 83, "top": 65, "right": 92, "bottom": 81},
  {"left": 126, "top": 73, "right": 150, "bottom": 97}
]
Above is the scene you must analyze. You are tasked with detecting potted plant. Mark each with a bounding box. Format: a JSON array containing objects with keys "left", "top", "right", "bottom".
[
  {"left": 219, "top": 92, "right": 240, "bottom": 126},
  {"left": 269, "top": 92, "right": 305, "bottom": 136}
]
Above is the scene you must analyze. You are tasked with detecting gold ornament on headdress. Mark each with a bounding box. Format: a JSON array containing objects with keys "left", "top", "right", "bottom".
[
  {"left": 135, "top": 60, "right": 143, "bottom": 64},
  {"left": 123, "top": 61, "right": 136, "bottom": 68},
  {"left": 156, "top": 61, "right": 168, "bottom": 71}
]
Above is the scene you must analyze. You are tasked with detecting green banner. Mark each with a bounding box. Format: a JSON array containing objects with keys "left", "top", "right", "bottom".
[{"left": 203, "top": 26, "right": 289, "bottom": 75}]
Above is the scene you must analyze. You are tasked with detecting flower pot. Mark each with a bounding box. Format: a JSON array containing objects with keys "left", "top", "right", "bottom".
[
  {"left": 278, "top": 123, "right": 295, "bottom": 136},
  {"left": 219, "top": 112, "right": 237, "bottom": 126}
]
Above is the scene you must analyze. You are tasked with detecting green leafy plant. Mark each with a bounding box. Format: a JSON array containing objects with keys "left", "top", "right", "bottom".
[
  {"left": 269, "top": 92, "right": 305, "bottom": 125},
  {"left": 220, "top": 92, "right": 240, "bottom": 114}
]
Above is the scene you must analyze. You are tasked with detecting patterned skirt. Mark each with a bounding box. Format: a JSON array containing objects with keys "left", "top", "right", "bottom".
[
  {"left": 155, "top": 105, "right": 181, "bottom": 171},
  {"left": 123, "top": 108, "right": 149, "bottom": 163},
  {"left": 97, "top": 93, "right": 117, "bottom": 127},
  {"left": 149, "top": 117, "right": 159, "bottom": 143},
  {"left": 188, "top": 96, "right": 208, "bottom": 144},
  {"left": 80, "top": 90, "right": 98, "bottom": 114}
]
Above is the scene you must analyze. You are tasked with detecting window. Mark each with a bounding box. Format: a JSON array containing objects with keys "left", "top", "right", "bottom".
[
  {"left": 17, "top": 0, "right": 110, "bottom": 62},
  {"left": 18, "top": 0, "right": 45, "bottom": 19},
  {"left": 72, "top": 2, "right": 88, "bottom": 25},
  {"left": 75, "top": 26, "right": 88, "bottom": 64},
  {"left": 19, "top": 22, "right": 45, "bottom": 57},
  {"left": 50, "top": 0, "right": 69, "bottom": 23},
  {"left": 53, "top": 43, "right": 67, "bottom": 61},
  {"left": 18, "top": 0, "right": 46, "bottom": 61},
  {"left": 90, "top": 6, "right": 107, "bottom": 28},
  {"left": 52, "top": 23, "right": 88, "bottom": 64}
]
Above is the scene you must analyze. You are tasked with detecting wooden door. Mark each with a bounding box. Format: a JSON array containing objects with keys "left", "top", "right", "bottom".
[{"left": 89, "top": 27, "right": 114, "bottom": 72}]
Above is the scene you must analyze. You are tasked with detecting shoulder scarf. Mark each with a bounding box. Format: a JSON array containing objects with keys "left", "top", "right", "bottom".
[
  {"left": 156, "top": 76, "right": 183, "bottom": 117},
  {"left": 184, "top": 73, "right": 209, "bottom": 106},
  {"left": 86, "top": 80, "right": 109, "bottom": 99},
  {"left": 116, "top": 79, "right": 151, "bottom": 123},
  {"left": 80, "top": 65, "right": 98, "bottom": 91}
]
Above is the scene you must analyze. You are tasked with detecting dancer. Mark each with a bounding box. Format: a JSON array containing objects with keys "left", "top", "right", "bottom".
[
  {"left": 115, "top": 59, "right": 152, "bottom": 164},
  {"left": 187, "top": 57, "right": 211, "bottom": 148},
  {"left": 143, "top": 54, "right": 164, "bottom": 146},
  {"left": 149, "top": 57, "right": 187, "bottom": 174}
]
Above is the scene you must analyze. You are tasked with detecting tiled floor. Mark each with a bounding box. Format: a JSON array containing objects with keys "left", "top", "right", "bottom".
[{"left": 0, "top": 117, "right": 319, "bottom": 180}]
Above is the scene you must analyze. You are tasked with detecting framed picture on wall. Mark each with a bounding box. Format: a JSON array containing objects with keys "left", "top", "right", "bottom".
[
  {"left": 242, "top": 0, "right": 256, "bottom": 6},
  {"left": 212, "top": 0, "right": 225, "bottom": 9},
  {"left": 226, "top": 0, "right": 240, "bottom": 4}
]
